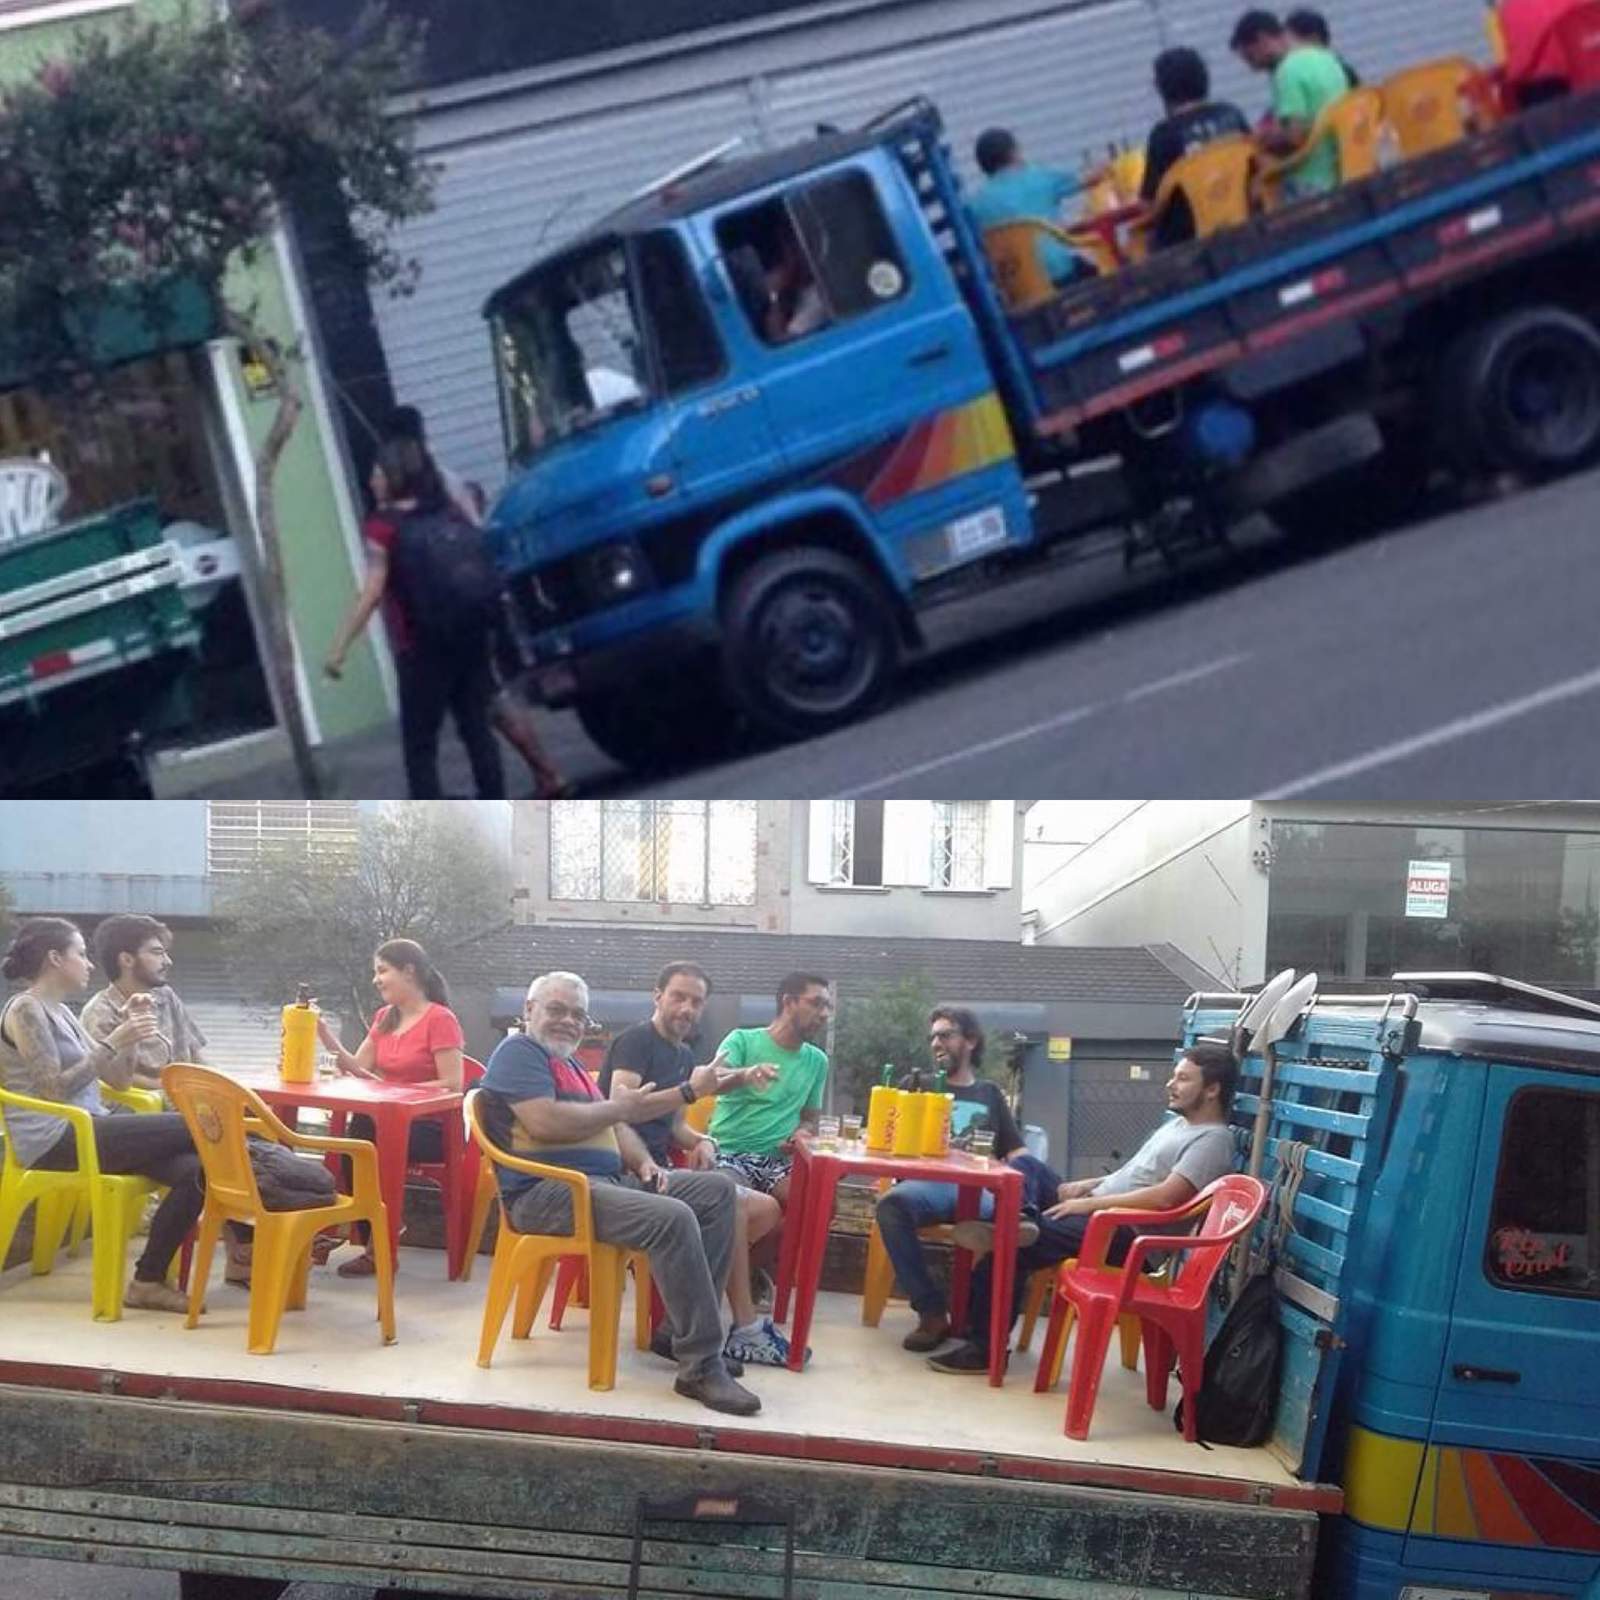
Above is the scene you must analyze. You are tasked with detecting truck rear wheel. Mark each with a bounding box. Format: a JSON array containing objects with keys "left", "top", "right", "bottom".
[
  {"left": 1451, "top": 307, "right": 1600, "bottom": 477},
  {"left": 721, "top": 546, "right": 899, "bottom": 738}
]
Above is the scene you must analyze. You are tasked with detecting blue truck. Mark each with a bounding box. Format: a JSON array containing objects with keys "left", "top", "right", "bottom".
[
  {"left": 482, "top": 92, "right": 1600, "bottom": 771},
  {"left": 0, "top": 969, "right": 1595, "bottom": 1599}
]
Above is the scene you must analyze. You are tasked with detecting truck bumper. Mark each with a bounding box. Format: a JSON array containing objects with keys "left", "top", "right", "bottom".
[{"left": 527, "top": 615, "right": 720, "bottom": 709}]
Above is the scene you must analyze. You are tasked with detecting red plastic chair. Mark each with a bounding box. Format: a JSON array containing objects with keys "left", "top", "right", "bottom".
[
  {"left": 1052, "top": 1173, "right": 1267, "bottom": 1442},
  {"left": 405, "top": 1056, "right": 485, "bottom": 1278},
  {"left": 1552, "top": 1, "right": 1600, "bottom": 90}
]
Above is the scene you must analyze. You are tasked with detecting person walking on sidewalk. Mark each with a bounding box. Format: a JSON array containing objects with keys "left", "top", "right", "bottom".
[
  {"left": 875, "top": 1006, "right": 1026, "bottom": 1353},
  {"left": 324, "top": 437, "right": 506, "bottom": 799},
  {"left": 929, "top": 1041, "right": 1238, "bottom": 1374}
]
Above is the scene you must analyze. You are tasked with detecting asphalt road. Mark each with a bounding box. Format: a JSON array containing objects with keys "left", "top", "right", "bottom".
[{"left": 603, "top": 466, "right": 1600, "bottom": 799}]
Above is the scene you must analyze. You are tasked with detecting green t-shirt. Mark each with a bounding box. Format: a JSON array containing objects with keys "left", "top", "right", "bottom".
[
  {"left": 1272, "top": 46, "right": 1349, "bottom": 196},
  {"left": 709, "top": 1027, "right": 829, "bottom": 1156}
]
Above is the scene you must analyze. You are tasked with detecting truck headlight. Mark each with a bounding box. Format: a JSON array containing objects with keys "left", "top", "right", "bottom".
[{"left": 589, "top": 541, "right": 652, "bottom": 600}]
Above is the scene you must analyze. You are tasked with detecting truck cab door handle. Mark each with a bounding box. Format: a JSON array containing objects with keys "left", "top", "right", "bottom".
[
  {"left": 908, "top": 342, "right": 952, "bottom": 367},
  {"left": 1453, "top": 1364, "right": 1521, "bottom": 1384}
]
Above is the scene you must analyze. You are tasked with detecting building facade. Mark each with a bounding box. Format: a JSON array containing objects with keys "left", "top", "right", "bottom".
[
  {"left": 1027, "top": 802, "right": 1600, "bottom": 996},
  {"left": 511, "top": 799, "right": 1025, "bottom": 939},
  {"left": 286, "top": 0, "right": 1491, "bottom": 502},
  {"left": 1, "top": 0, "right": 396, "bottom": 793}
]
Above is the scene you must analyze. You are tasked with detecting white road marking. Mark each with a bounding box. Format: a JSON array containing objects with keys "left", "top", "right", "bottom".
[
  {"left": 1262, "top": 663, "right": 1600, "bottom": 798},
  {"left": 1121, "top": 653, "right": 1250, "bottom": 704}
]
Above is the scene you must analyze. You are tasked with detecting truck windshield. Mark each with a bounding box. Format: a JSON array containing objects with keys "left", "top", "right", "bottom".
[{"left": 493, "top": 240, "right": 652, "bottom": 463}]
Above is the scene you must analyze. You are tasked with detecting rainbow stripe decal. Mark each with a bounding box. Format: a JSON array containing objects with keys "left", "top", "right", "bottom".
[
  {"left": 861, "top": 393, "right": 1016, "bottom": 511},
  {"left": 1345, "top": 1426, "right": 1600, "bottom": 1551}
]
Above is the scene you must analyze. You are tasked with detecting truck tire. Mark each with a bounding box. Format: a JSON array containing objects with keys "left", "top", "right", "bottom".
[
  {"left": 720, "top": 546, "right": 899, "bottom": 738},
  {"left": 1453, "top": 307, "right": 1600, "bottom": 477},
  {"left": 575, "top": 682, "right": 739, "bottom": 775}
]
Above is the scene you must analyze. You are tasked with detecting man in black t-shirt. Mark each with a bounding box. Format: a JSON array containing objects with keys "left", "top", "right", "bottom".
[
  {"left": 602, "top": 961, "right": 793, "bottom": 1367},
  {"left": 1140, "top": 46, "right": 1252, "bottom": 251},
  {"left": 875, "top": 1006, "right": 1028, "bottom": 1353}
]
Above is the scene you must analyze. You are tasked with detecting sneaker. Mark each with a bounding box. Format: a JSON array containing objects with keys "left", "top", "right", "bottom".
[
  {"left": 949, "top": 1218, "right": 1041, "bottom": 1258},
  {"left": 901, "top": 1313, "right": 952, "bottom": 1353},
  {"left": 652, "top": 1327, "right": 743, "bottom": 1377},
  {"left": 725, "top": 1317, "right": 808, "bottom": 1369},
  {"left": 927, "top": 1341, "right": 1001, "bottom": 1376},
  {"left": 674, "top": 1365, "right": 762, "bottom": 1417},
  {"left": 124, "top": 1279, "right": 196, "bottom": 1315}
]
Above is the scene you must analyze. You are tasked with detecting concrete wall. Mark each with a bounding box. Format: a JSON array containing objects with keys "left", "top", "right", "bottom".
[
  {"left": 1029, "top": 802, "right": 1265, "bottom": 988},
  {"left": 0, "top": 800, "right": 212, "bottom": 917}
]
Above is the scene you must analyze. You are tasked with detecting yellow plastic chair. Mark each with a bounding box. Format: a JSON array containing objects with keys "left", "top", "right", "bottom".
[
  {"left": 468, "top": 1093, "right": 652, "bottom": 1389},
  {"left": 1256, "top": 86, "right": 1386, "bottom": 210},
  {"left": 0, "top": 1086, "right": 164, "bottom": 1321},
  {"left": 1028, "top": 1256, "right": 1175, "bottom": 1390},
  {"left": 1381, "top": 58, "right": 1481, "bottom": 157},
  {"left": 983, "top": 221, "right": 1113, "bottom": 313},
  {"left": 1128, "top": 135, "right": 1258, "bottom": 261},
  {"left": 162, "top": 1063, "right": 396, "bottom": 1356}
]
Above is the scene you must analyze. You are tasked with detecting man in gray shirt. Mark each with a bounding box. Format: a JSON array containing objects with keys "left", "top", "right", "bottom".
[
  {"left": 930, "top": 1040, "right": 1238, "bottom": 1373},
  {"left": 80, "top": 915, "right": 207, "bottom": 1092}
]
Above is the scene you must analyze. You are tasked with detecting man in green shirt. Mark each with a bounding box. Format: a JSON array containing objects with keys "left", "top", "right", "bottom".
[
  {"left": 1231, "top": 9, "right": 1350, "bottom": 198},
  {"left": 710, "top": 971, "right": 832, "bottom": 1206}
]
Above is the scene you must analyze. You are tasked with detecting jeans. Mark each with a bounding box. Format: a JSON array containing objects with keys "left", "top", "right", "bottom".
[
  {"left": 34, "top": 1111, "right": 204, "bottom": 1283},
  {"left": 966, "top": 1153, "right": 1134, "bottom": 1354},
  {"left": 508, "top": 1169, "right": 737, "bottom": 1379},
  {"left": 874, "top": 1181, "right": 994, "bottom": 1318},
  {"left": 397, "top": 641, "right": 506, "bottom": 799}
]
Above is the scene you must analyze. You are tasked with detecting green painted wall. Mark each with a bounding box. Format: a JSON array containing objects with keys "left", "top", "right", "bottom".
[{"left": 1, "top": 0, "right": 392, "bottom": 748}]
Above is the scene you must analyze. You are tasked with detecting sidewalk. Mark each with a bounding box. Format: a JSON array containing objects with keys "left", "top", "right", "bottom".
[{"left": 163, "top": 709, "right": 616, "bottom": 799}]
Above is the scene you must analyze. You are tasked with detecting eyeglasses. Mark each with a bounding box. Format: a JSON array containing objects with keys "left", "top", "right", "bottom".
[
  {"left": 535, "top": 1002, "right": 591, "bottom": 1026},
  {"left": 929, "top": 1029, "right": 960, "bottom": 1042}
]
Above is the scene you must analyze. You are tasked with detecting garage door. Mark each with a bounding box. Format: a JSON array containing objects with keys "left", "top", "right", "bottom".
[{"left": 374, "top": 0, "right": 1486, "bottom": 496}]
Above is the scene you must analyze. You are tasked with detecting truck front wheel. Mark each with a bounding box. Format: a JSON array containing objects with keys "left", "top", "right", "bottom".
[
  {"left": 575, "top": 678, "right": 739, "bottom": 775},
  {"left": 721, "top": 547, "right": 900, "bottom": 738},
  {"left": 1454, "top": 307, "right": 1600, "bottom": 478}
]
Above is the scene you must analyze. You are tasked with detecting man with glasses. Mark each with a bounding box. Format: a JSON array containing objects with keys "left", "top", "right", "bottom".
[
  {"left": 873, "top": 1006, "right": 1026, "bottom": 1353},
  {"left": 478, "top": 970, "right": 762, "bottom": 1416}
]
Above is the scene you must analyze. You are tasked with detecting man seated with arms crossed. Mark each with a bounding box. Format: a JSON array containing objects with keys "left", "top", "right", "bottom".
[
  {"left": 930, "top": 1041, "right": 1239, "bottom": 1373},
  {"left": 478, "top": 970, "right": 761, "bottom": 1417},
  {"left": 602, "top": 961, "right": 793, "bottom": 1369},
  {"left": 876, "top": 1006, "right": 1026, "bottom": 1353}
]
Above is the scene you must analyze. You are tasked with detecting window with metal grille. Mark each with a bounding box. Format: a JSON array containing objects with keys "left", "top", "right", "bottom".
[
  {"left": 549, "top": 801, "right": 756, "bottom": 906},
  {"left": 206, "top": 801, "right": 361, "bottom": 876},
  {"left": 931, "top": 800, "right": 987, "bottom": 889},
  {"left": 826, "top": 800, "right": 884, "bottom": 886}
]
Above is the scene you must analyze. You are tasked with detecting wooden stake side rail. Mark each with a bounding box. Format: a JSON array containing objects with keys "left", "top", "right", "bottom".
[{"left": 0, "top": 1381, "right": 1324, "bottom": 1600}]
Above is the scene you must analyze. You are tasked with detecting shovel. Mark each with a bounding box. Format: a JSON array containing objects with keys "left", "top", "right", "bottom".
[{"left": 1228, "top": 968, "right": 1297, "bottom": 1062}]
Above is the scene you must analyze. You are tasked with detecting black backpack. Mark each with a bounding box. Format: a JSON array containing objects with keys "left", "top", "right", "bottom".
[
  {"left": 390, "top": 506, "right": 500, "bottom": 647},
  {"left": 1174, "top": 1271, "right": 1283, "bottom": 1447}
]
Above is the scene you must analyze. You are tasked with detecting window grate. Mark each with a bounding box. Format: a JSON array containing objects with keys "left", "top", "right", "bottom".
[
  {"left": 931, "top": 800, "right": 986, "bottom": 889},
  {"left": 550, "top": 801, "right": 756, "bottom": 906},
  {"left": 205, "top": 802, "right": 360, "bottom": 876}
]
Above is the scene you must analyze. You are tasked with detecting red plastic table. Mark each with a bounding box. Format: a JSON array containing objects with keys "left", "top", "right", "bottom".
[
  {"left": 775, "top": 1141, "right": 1024, "bottom": 1386},
  {"left": 233, "top": 1069, "right": 476, "bottom": 1277}
]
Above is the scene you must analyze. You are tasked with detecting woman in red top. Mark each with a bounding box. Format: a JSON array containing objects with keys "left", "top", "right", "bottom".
[{"left": 316, "top": 938, "right": 466, "bottom": 1276}]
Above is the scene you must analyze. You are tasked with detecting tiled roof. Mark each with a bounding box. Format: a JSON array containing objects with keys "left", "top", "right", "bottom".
[{"left": 455, "top": 923, "right": 1201, "bottom": 1005}]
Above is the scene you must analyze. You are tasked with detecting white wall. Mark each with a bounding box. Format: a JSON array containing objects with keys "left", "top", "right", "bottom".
[{"left": 1029, "top": 801, "right": 1264, "bottom": 986}]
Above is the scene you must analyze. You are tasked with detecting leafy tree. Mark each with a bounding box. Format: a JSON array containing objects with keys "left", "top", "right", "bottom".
[
  {"left": 0, "top": 2, "right": 434, "bottom": 795},
  {"left": 830, "top": 971, "right": 939, "bottom": 1114},
  {"left": 215, "top": 805, "right": 507, "bottom": 1034}
]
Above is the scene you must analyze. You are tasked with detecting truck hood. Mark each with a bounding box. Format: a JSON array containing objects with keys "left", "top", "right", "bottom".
[{"left": 488, "top": 410, "right": 673, "bottom": 575}]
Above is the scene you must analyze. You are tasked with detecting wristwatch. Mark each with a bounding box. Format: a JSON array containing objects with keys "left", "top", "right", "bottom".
[{"left": 679, "top": 1080, "right": 698, "bottom": 1104}]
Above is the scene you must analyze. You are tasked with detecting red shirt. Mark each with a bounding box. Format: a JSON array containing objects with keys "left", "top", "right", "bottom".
[
  {"left": 1501, "top": 0, "right": 1583, "bottom": 87},
  {"left": 365, "top": 1003, "right": 465, "bottom": 1085},
  {"left": 364, "top": 513, "right": 413, "bottom": 655}
]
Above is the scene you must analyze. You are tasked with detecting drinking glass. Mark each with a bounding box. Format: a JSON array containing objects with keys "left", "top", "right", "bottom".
[
  {"left": 841, "top": 1112, "right": 864, "bottom": 1148},
  {"left": 815, "top": 1115, "right": 841, "bottom": 1153},
  {"left": 968, "top": 1128, "right": 996, "bottom": 1161}
]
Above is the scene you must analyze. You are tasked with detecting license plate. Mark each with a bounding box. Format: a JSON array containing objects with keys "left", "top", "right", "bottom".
[{"left": 949, "top": 506, "right": 1007, "bottom": 558}]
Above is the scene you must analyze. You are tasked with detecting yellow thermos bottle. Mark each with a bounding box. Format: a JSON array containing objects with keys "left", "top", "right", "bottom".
[
  {"left": 920, "top": 1071, "right": 954, "bottom": 1157},
  {"left": 280, "top": 984, "right": 319, "bottom": 1084},
  {"left": 891, "top": 1071, "right": 927, "bottom": 1156},
  {"left": 866, "top": 1063, "right": 899, "bottom": 1152}
]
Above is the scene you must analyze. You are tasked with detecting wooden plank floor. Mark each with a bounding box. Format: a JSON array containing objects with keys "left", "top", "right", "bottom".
[{"left": 0, "top": 1242, "right": 1298, "bottom": 1491}]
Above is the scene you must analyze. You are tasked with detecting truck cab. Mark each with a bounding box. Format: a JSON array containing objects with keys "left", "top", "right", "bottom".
[{"left": 1188, "top": 972, "right": 1600, "bottom": 1599}]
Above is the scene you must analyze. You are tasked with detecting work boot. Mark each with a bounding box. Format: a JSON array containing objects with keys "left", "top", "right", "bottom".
[
  {"left": 901, "top": 1312, "right": 952, "bottom": 1353},
  {"left": 651, "top": 1326, "right": 742, "bottom": 1376},
  {"left": 949, "top": 1217, "right": 1040, "bottom": 1259},
  {"left": 124, "top": 1278, "right": 197, "bottom": 1314},
  {"left": 674, "top": 1363, "right": 762, "bottom": 1417},
  {"left": 927, "top": 1341, "right": 1005, "bottom": 1376}
]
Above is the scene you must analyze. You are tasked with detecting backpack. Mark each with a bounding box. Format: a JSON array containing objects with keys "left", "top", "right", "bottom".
[
  {"left": 247, "top": 1137, "right": 338, "bottom": 1212},
  {"left": 390, "top": 506, "right": 500, "bottom": 646},
  {"left": 1174, "top": 1270, "right": 1283, "bottom": 1447}
]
